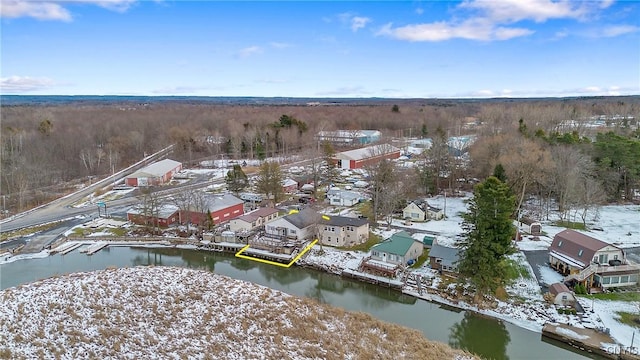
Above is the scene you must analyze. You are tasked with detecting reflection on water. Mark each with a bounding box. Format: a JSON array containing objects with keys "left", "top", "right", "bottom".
[
  {"left": 0, "top": 246, "right": 590, "bottom": 360},
  {"left": 449, "top": 312, "right": 510, "bottom": 360}
]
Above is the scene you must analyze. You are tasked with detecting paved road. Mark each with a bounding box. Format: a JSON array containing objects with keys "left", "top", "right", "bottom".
[
  {"left": 0, "top": 146, "right": 176, "bottom": 233},
  {"left": 523, "top": 250, "right": 551, "bottom": 292}
]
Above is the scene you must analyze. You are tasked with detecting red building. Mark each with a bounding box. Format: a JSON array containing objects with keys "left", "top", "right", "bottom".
[
  {"left": 183, "top": 193, "right": 244, "bottom": 226},
  {"left": 333, "top": 144, "right": 401, "bottom": 169},
  {"left": 127, "top": 204, "right": 180, "bottom": 228},
  {"left": 125, "top": 159, "right": 182, "bottom": 187}
]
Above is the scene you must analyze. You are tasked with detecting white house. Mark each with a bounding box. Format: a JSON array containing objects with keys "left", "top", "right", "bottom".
[
  {"left": 264, "top": 207, "right": 318, "bottom": 241},
  {"left": 326, "top": 190, "right": 361, "bottom": 207},
  {"left": 403, "top": 200, "right": 444, "bottom": 221}
]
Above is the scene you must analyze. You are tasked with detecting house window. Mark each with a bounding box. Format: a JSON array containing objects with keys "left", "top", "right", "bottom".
[
  {"left": 614, "top": 255, "right": 618, "bottom": 260},
  {"left": 290, "top": 230, "right": 297, "bottom": 234},
  {"left": 611, "top": 276, "right": 620, "bottom": 284},
  {"left": 558, "top": 240, "right": 563, "bottom": 247},
  {"left": 621, "top": 275, "right": 629, "bottom": 283},
  {"left": 327, "top": 237, "right": 331, "bottom": 242},
  {"left": 602, "top": 277, "right": 611, "bottom": 284},
  {"left": 562, "top": 295, "right": 567, "bottom": 300},
  {"left": 324, "top": 226, "right": 328, "bottom": 231},
  {"left": 630, "top": 275, "right": 638, "bottom": 282},
  {"left": 436, "top": 258, "right": 442, "bottom": 263},
  {"left": 578, "top": 249, "right": 583, "bottom": 257}
]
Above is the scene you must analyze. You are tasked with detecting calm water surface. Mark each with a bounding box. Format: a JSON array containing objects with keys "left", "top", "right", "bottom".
[{"left": 1, "top": 246, "right": 594, "bottom": 360}]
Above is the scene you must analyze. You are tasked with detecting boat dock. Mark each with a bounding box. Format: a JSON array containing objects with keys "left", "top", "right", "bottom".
[
  {"left": 541, "top": 323, "right": 635, "bottom": 359},
  {"left": 85, "top": 242, "right": 108, "bottom": 255},
  {"left": 59, "top": 242, "right": 83, "bottom": 255}
]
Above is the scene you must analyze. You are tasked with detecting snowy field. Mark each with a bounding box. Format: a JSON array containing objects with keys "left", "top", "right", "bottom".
[{"left": 0, "top": 267, "right": 474, "bottom": 360}]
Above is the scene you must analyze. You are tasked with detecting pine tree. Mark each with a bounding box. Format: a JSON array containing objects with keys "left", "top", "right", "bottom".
[
  {"left": 225, "top": 164, "right": 249, "bottom": 195},
  {"left": 256, "top": 161, "right": 284, "bottom": 204},
  {"left": 457, "top": 176, "right": 516, "bottom": 303}
]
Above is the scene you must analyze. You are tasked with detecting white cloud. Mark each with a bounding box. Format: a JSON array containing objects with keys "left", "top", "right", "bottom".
[
  {"left": 415, "top": 7, "right": 424, "bottom": 15},
  {"left": 600, "top": 24, "right": 639, "bottom": 37},
  {"left": 459, "top": 0, "right": 588, "bottom": 23},
  {"left": 237, "top": 46, "right": 262, "bottom": 58},
  {"left": 0, "top": 0, "right": 136, "bottom": 21},
  {"left": 351, "top": 16, "right": 371, "bottom": 32},
  {"left": 1, "top": 1, "right": 71, "bottom": 21},
  {"left": 379, "top": 0, "right": 621, "bottom": 42},
  {"left": 0, "top": 76, "right": 55, "bottom": 92},
  {"left": 378, "top": 19, "right": 533, "bottom": 42},
  {"left": 337, "top": 12, "right": 371, "bottom": 32}
]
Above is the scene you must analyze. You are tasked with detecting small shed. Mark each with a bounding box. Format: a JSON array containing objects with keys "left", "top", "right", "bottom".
[
  {"left": 422, "top": 235, "right": 436, "bottom": 248},
  {"left": 549, "top": 282, "right": 576, "bottom": 307}
]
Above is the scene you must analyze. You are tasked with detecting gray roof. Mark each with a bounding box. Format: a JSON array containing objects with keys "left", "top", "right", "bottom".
[
  {"left": 412, "top": 200, "right": 442, "bottom": 213},
  {"left": 329, "top": 190, "right": 361, "bottom": 201},
  {"left": 320, "top": 215, "right": 368, "bottom": 228},
  {"left": 284, "top": 207, "right": 318, "bottom": 229},
  {"left": 128, "top": 159, "right": 181, "bottom": 178},
  {"left": 429, "top": 243, "right": 461, "bottom": 268}
]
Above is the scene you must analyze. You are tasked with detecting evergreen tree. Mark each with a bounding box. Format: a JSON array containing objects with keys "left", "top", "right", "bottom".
[
  {"left": 225, "top": 164, "right": 249, "bottom": 195},
  {"left": 457, "top": 176, "right": 516, "bottom": 303},
  {"left": 256, "top": 161, "right": 284, "bottom": 204},
  {"left": 492, "top": 163, "right": 507, "bottom": 183}
]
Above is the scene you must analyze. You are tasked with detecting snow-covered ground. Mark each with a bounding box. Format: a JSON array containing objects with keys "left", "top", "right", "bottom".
[{"left": 0, "top": 267, "right": 474, "bottom": 360}]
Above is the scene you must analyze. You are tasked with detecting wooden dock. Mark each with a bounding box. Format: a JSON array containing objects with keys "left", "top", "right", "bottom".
[
  {"left": 542, "top": 323, "right": 622, "bottom": 359},
  {"left": 85, "top": 242, "right": 108, "bottom": 255},
  {"left": 60, "top": 242, "right": 83, "bottom": 255}
]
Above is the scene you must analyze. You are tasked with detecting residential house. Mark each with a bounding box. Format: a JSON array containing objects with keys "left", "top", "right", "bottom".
[
  {"left": 548, "top": 283, "right": 576, "bottom": 307},
  {"left": 549, "top": 229, "right": 640, "bottom": 290},
  {"left": 370, "top": 231, "right": 423, "bottom": 266},
  {"left": 264, "top": 207, "right": 318, "bottom": 241},
  {"left": 125, "top": 159, "right": 182, "bottom": 187},
  {"left": 326, "top": 190, "right": 361, "bottom": 207},
  {"left": 183, "top": 193, "right": 244, "bottom": 226},
  {"left": 403, "top": 200, "right": 444, "bottom": 221},
  {"left": 429, "top": 241, "right": 462, "bottom": 275},
  {"left": 228, "top": 207, "right": 280, "bottom": 232},
  {"left": 127, "top": 204, "right": 179, "bottom": 228},
  {"left": 319, "top": 215, "right": 369, "bottom": 247}
]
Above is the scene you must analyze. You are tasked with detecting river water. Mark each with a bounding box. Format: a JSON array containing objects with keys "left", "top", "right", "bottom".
[{"left": 1, "top": 246, "right": 595, "bottom": 360}]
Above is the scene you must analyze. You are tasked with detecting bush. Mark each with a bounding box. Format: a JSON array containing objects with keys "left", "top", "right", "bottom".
[{"left": 574, "top": 283, "right": 587, "bottom": 295}]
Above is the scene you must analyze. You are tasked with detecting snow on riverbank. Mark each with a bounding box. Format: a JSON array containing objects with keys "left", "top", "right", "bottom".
[{"left": 0, "top": 267, "right": 474, "bottom": 360}]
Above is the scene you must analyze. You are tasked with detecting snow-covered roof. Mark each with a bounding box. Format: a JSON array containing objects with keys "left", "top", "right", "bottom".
[
  {"left": 189, "top": 194, "right": 243, "bottom": 213},
  {"left": 127, "top": 204, "right": 179, "bottom": 219},
  {"left": 282, "top": 178, "right": 298, "bottom": 187},
  {"left": 127, "top": 159, "right": 181, "bottom": 179},
  {"left": 335, "top": 144, "right": 400, "bottom": 161}
]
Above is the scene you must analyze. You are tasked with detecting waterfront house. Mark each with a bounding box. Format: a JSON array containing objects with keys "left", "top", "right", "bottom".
[
  {"left": 370, "top": 231, "right": 423, "bottom": 266},
  {"left": 228, "top": 207, "right": 280, "bottom": 232},
  {"left": 265, "top": 207, "right": 318, "bottom": 241},
  {"left": 429, "top": 241, "right": 461, "bottom": 275},
  {"left": 319, "top": 215, "right": 369, "bottom": 247},
  {"left": 549, "top": 229, "right": 640, "bottom": 290}
]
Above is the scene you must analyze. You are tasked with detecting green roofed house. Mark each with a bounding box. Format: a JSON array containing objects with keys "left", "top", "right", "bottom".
[{"left": 371, "top": 231, "right": 423, "bottom": 266}]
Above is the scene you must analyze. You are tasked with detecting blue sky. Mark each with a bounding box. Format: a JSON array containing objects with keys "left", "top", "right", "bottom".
[{"left": 1, "top": 0, "right": 639, "bottom": 98}]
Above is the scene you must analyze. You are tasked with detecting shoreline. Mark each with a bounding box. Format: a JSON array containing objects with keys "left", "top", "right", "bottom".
[{"left": 1, "top": 238, "right": 632, "bottom": 358}]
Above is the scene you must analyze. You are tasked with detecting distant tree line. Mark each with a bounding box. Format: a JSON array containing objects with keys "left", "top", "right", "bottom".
[{"left": 1, "top": 98, "right": 638, "bottom": 213}]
